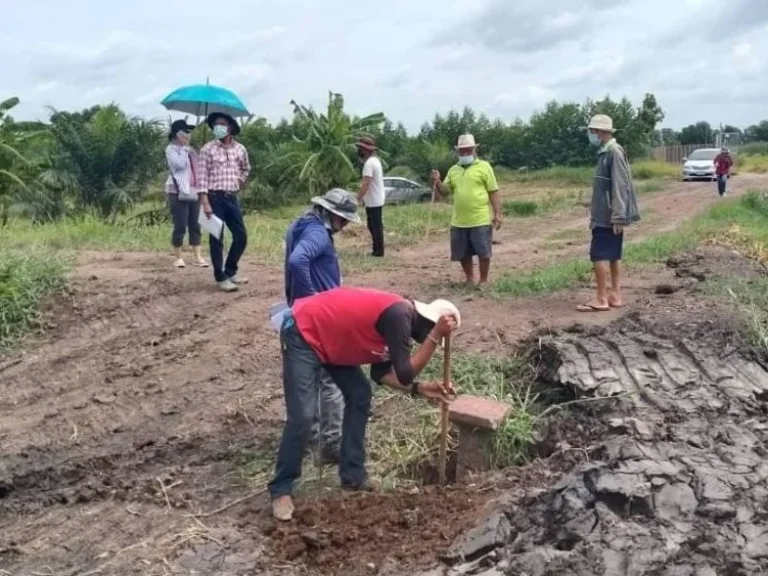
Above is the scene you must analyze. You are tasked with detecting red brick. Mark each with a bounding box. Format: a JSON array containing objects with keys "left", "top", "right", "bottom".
[{"left": 447, "top": 395, "right": 512, "bottom": 431}]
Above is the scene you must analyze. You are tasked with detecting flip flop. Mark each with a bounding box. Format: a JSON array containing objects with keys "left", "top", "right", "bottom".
[
  {"left": 192, "top": 260, "right": 209, "bottom": 268},
  {"left": 576, "top": 303, "right": 611, "bottom": 312}
]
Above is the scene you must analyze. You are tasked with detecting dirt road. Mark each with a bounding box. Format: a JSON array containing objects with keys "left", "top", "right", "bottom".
[{"left": 0, "top": 175, "right": 766, "bottom": 575}]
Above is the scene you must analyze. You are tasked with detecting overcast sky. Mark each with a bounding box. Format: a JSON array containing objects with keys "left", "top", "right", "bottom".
[{"left": 2, "top": 0, "right": 766, "bottom": 132}]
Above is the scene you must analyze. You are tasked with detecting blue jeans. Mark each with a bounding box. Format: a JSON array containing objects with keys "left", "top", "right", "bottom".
[
  {"left": 268, "top": 315, "right": 372, "bottom": 498},
  {"left": 717, "top": 174, "right": 728, "bottom": 196},
  {"left": 208, "top": 192, "right": 248, "bottom": 282}
]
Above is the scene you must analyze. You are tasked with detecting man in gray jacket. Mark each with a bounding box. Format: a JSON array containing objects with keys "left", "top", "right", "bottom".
[{"left": 578, "top": 114, "right": 640, "bottom": 312}]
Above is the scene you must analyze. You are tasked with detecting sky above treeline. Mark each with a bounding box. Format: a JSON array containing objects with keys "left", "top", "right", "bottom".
[{"left": 2, "top": 0, "right": 767, "bottom": 131}]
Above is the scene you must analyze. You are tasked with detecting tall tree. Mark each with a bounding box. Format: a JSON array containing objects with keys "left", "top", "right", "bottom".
[{"left": 49, "top": 105, "right": 164, "bottom": 220}]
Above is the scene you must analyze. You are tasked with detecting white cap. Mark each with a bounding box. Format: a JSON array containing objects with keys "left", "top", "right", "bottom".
[
  {"left": 586, "top": 114, "right": 615, "bottom": 133},
  {"left": 413, "top": 298, "right": 461, "bottom": 327},
  {"left": 455, "top": 134, "right": 477, "bottom": 149}
]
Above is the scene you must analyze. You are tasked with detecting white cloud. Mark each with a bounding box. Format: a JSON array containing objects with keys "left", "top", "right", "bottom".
[{"left": 2, "top": 0, "right": 767, "bottom": 129}]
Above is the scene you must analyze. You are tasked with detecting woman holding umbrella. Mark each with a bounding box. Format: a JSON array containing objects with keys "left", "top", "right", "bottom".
[{"left": 165, "top": 119, "right": 208, "bottom": 268}]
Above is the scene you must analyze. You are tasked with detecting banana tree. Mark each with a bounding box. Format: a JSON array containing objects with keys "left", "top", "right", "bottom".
[{"left": 271, "top": 92, "right": 385, "bottom": 198}]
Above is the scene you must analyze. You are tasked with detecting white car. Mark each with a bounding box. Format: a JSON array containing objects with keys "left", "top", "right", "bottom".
[
  {"left": 682, "top": 148, "right": 719, "bottom": 181},
  {"left": 382, "top": 177, "right": 433, "bottom": 205}
]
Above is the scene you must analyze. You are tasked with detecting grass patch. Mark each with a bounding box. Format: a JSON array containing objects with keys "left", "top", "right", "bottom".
[
  {"left": 737, "top": 154, "right": 768, "bottom": 174},
  {"left": 366, "top": 353, "right": 540, "bottom": 488},
  {"left": 503, "top": 200, "right": 539, "bottom": 217},
  {"left": 493, "top": 189, "right": 768, "bottom": 297},
  {"left": 0, "top": 250, "right": 68, "bottom": 350},
  {"left": 701, "top": 277, "right": 768, "bottom": 357},
  {"left": 637, "top": 179, "right": 664, "bottom": 194},
  {"left": 507, "top": 166, "right": 594, "bottom": 186},
  {"left": 631, "top": 161, "right": 680, "bottom": 180},
  {"left": 494, "top": 260, "right": 592, "bottom": 297},
  {"left": 502, "top": 189, "right": 585, "bottom": 218},
  {"left": 505, "top": 161, "right": 677, "bottom": 187},
  {"left": 381, "top": 202, "right": 453, "bottom": 244}
]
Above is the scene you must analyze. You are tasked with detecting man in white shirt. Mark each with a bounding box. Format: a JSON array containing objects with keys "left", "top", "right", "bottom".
[{"left": 356, "top": 136, "right": 386, "bottom": 257}]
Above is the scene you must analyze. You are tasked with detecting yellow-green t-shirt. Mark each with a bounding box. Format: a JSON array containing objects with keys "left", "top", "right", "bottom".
[{"left": 443, "top": 160, "right": 499, "bottom": 228}]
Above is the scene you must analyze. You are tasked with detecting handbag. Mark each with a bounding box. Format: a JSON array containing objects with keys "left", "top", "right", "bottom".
[{"left": 173, "top": 150, "right": 199, "bottom": 202}]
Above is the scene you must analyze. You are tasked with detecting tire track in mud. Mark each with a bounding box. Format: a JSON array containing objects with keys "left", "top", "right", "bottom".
[{"left": 424, "top": 304, "right": 768, "bottom": 575}]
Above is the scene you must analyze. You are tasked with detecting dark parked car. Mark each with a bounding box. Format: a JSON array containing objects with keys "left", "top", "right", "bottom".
[{"left": 383, "top": 177, "right": 433, "bottom": 205}]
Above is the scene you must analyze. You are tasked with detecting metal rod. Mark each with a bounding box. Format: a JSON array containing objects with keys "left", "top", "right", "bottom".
[{"left": 438, "top": 333, "right": 452, "bottom": 486}]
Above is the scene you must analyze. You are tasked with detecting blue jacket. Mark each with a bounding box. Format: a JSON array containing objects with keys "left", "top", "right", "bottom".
[{"left": 284, "top": 212, "right": 341, "bottom": 306}]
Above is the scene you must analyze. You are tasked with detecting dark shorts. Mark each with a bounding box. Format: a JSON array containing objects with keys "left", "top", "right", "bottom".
[
  {"left": 450, "top": 225, "right": 492, "bottom": 261},
  {"left": 590, "top": 226, "right": 623, "bottom": 263}
]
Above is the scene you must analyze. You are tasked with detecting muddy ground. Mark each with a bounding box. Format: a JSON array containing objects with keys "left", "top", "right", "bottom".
[{"left": 1, "top": 176, "right": 767, "bottom": 576}]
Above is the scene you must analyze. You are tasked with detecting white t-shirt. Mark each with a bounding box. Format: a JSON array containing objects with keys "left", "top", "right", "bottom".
[{"left": 361, "top": 156, "right": 385, "bottom": 208}]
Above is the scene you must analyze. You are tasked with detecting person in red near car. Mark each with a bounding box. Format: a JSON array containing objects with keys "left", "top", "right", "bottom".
[
  {"left": 268, "top": 286, "right": 460, "bottom": 521},
  {"left": 714, "top": 147, "right": 733, "bottom": 197}
]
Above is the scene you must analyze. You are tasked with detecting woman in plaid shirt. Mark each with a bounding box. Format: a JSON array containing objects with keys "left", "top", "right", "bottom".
[{"left": 198, "top": 112, "right": 251, "bottom": 292}]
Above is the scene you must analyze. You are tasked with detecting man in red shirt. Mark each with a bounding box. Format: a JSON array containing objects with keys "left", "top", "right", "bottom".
[
  {"left": 268, "top": 287, "right": 459, "bottom": 520},
  {"left": 714, "top": 147, "right": 733, "bottom": 197}
]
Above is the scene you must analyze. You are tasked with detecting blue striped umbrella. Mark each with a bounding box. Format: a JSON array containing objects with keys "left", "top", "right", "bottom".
[{"left": 161, "top": 83, "right": 250, "bottom": 119}]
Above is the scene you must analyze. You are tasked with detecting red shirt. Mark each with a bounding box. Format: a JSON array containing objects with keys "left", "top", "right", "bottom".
[
  {"left": 293, "top": 287, "right": 406, "bottom": 366},
  {"left": 714, "top": 153, "right": 733, "bottom": 176}
]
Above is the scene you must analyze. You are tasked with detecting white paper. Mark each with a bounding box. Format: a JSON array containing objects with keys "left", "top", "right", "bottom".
[
  {"left": 269, "top": 302, "right": 289, "bottom": 332},
  {"left": 198, "top": 212, "right": 224, "bottom": 240}
]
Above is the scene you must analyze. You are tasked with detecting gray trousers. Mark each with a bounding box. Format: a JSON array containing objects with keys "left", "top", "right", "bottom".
[
  {"left": 169, "top": 194, "right": 202, "bottom": 248},
  {"left": 310, "top": 369, "right": 344, "bottom": 456}
]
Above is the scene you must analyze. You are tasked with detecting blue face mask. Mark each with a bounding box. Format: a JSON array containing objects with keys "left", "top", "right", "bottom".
[
  {"left": 458, "top": 154, "right": 474, "bottom": 166},
  {"left": 212, "top": 124, "right": 229, "bottom": 140},
  {"left": 587, "top": 132, "right": 601, "bottom": 146}
]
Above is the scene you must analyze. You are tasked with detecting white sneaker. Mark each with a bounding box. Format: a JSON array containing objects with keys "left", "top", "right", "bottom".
[
  {"left": 174, "top": 258, "right": 186, "bottom": 268},
  {"left": 229, "top": 274, "right": 248, "bottom": 284},
  {"left": 218, "top": 279, "right": 239, "bottom": 292}
]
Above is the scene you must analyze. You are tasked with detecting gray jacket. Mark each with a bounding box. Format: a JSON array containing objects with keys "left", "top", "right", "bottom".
[{"left": 590, "top": 140, "right": 641, "bottom": 229}]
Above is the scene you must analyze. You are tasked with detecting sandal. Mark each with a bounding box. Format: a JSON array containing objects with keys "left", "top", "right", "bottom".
[{"left": 576, "top": 302, "right": 611, "bottom": 312}]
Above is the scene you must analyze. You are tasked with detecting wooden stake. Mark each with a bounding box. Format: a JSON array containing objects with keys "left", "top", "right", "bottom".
[{"left": 438, "top": 333, "right": 452, "bottom": 486}]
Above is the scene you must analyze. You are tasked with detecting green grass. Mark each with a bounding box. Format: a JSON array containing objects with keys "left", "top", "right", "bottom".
[
  {"left": 737, "top": 142, "right": 768, "bottom": 156},
  {"left": 504, "top": 161, "right": 677, "bottom": 187},
  {"left": 365, "top": 352, "right": 540, "bottom": 488},
  {"left": 737, "top": 154, "right": 768, "bottom": 174},
  {"left": 494, "top": 260, "right": 593, "bottom": 297},
  {"left": 637, "top": 179, "right": 664, "bottom": 194},
  {"left": 502, "top": 189, "right": 585, "bottom": 218},
  {"left": 701, "top": 276, "right": 768, "bottom": 357},
  {"left": 631, "top": 161, "right": 680, "bottom": 180},
  {"left": 492, "top": 189, "right": 768, "bottom": 297},
  {"left": 381, "top": 202, "right": 453, "bottom": 244},
  {"left": 0, "top": 212, "right": 296, "bottom": 262},
  {"left": 0, "top": 251, "right": 69, "bottom": 350}
]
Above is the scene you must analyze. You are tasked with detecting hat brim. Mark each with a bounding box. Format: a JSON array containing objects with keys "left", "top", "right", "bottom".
[
  {"left": 454, "top": 143, "right": 478, "bottom": 150},
  {"left": 413, "top": 300, "right": 461, "bottom": 327},
  {"left": 584, "top": 124, "right": 616, "bottom": 133},
  {"left": 356, "top": 142, "right": 377, "bottom": 151},
  {"left": 311, "top": 197, "right": 361, "bottom": 224},
  {"left": 206, "top": 112, "right": 240, "bottom": 136}
]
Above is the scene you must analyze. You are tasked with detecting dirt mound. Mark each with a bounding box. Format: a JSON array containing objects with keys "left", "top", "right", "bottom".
[
  {"left": 667, "top": 246, "right": 766, "bottom": 282},
  {"left": 421, "top": 309, "right": 768, "bottom": 575}
]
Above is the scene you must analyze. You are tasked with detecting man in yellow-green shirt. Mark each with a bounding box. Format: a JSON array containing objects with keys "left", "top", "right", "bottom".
[{"left": 431, "top": 134, "right": 502, "bottom": 286}]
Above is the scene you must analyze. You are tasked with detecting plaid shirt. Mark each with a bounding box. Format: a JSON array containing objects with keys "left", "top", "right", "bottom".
[{"left": 197, "top": 139, "right": 251, "bottom": 192}]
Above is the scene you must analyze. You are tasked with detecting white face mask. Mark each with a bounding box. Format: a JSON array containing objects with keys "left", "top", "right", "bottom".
[
  {"left": 212, "top": 124, "right": 229, "bottom": 139},
  {"left": 458, "top": 154, "right": 474, "bottom": 166},
  {"left": 176, "top": 131, "right": 191, "bottom": 145}
]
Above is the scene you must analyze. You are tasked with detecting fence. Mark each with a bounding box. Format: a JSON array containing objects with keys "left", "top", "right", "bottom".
[{"left": 652, "top": 144, "right": 742, "bottom": 164}]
